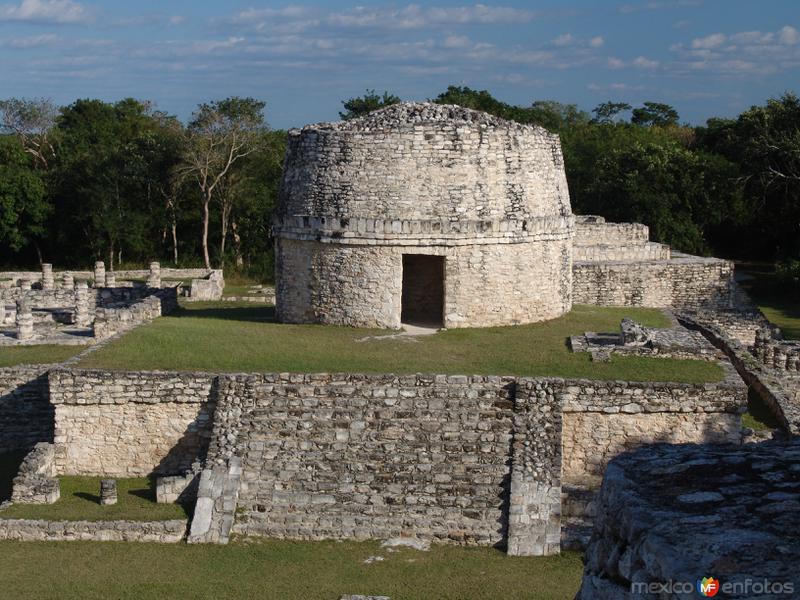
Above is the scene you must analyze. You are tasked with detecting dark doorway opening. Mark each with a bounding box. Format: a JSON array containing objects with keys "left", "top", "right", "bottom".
[{"left": 401, "top": 254, "right": 445, "bottom": 328}]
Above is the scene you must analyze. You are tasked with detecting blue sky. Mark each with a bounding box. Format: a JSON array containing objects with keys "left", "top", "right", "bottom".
[{"left": 0, "top": 0, "right": 798, "bottom": 129}]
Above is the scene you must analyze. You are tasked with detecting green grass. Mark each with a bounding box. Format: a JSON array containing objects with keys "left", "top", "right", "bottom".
[
  {"left": 742, "top": 389, "right": 781, "bottom": 432},
  {"left": 0, "top": 476, "right": 188, "bottom": 521},
  {"left": 0, "top": 345, "right": 83, "bottom": 367},
  {"left": 78, "top": 303, "right": 724, "bottom": 382},
  {"left": 0, "top": 538, "right": 583, "bottom": 600},
  {"left": 737, "top": 264, "right": 800, "bottom": 340}
]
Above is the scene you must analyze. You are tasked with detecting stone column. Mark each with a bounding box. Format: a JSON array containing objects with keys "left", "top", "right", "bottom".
[
  {"left": 41, "top": 263, "right": 54, "bottom": 291},
  {"left": 74, "top": 281, "right": 92, "bottom": 327},
  {"left": 100, "top": 479, "right": 117, "bottom": 505},
  {"left": 94, "top": 261, "right": 105, "bottom": 287},
  {"left": 62, "top": 273, "right": 75, "bottom": 290},
  {"left": 15, "top": 298, "right": 34, "bottom": 341},
  {"left": 506, "top": 380, "right": 563, "bottom": 556},
  {"left": 105, "top": 272, "right": 116, "bottom": 288},
  {"left": 147, "top": 261, "right": 161, "bottom": 288},
  {"left": 18, "top": 278, "right": 31, "bottom": 291}
]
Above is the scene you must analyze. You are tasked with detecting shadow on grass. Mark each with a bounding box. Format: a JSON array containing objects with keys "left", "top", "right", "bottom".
[
  {"left": 173, "top": 305, "right": 276, "bottom": 323},
  {"left": 74, "top": 491, "right": 100, "bottom": 503}
]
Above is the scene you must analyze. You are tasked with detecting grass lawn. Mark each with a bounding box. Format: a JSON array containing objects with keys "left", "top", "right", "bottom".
[
  {"left": 0, "top": 538, "right": 584, "bottom": 600},
  {"left": 0, "top": 475, "right": 188, "bottom": 521},
  {"left": 0, "top": 345, "right": 83, "bottom": 367},
  {"left": 737, "top": 264, "right": 800, "bottom": 340},
  {"left": 78, "top": 302, "right": 725, "bottom": 383}
]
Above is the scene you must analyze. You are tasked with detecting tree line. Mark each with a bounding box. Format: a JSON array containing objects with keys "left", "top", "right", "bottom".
[{"left": 2, "top": 88, "right": 799, "bottom": 283}]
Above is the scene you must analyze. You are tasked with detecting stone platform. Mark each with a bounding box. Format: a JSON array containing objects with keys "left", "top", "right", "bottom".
[{"left": 578, "top": 440, "right": 800, "bottom": 599}]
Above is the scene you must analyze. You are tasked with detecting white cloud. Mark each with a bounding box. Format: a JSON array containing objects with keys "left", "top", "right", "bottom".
[
  {"left": 442, "top": 35, "right": 470, "bottom": 49},
  {"left": 672, "top": 24, "right": 800, "bottom": 75},
  {"left": 632, "top": 56, "right": 659, "bottom": 68},
  {"left": 4, "top": 33, "right": 59, "bottom": 47},
  {"left": 192, "top": 37, "right": 245, "bottom": 54},
  {"left": 607, "top": 57, "right": 625, "bottom": 69},
  {"left": 589, "top": 36, "right": 604, "bottom": 48},
  {"left": 779, "top": 25, "right": 799, "bottom": 45},
  {"left": 552, "top": 33, "right": 574, "bottom": 47},
  {"left": 691, "top": 33, "right": 726, "bottom": 49},
  {"left": 169, "top": 15, "right": 186, "bottom": 26},
  {"left": 0, "top": 0, "right": 89, "bottom": 24}
]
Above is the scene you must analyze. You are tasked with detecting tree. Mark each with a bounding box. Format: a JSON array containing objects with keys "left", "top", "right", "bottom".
[
  {"left": 592, "top": 101, "right": 632, "bottom": 124},
  {"left": 0, "top": 137, "right": 49, "bottom": 257},
  {"left": 697, "top": 93, "right": 800, "bottom": 259},
  {"left": 340, "top": 90, "right": 400, "bottom": 120},
  {"left": 0, "top": 97, "right": 58, "bottom": 170},
  {"left": 54, "top": 98, "right": 176, "bottom": 268},
  {"left": 432, "top": 86, "right": 589, "bottom": 132},
  {"left": 631, "top": 102, "right": 679, "bottom": 127},
  {"left": 182, "top": 97, "right": 266, "bottom": 269}
]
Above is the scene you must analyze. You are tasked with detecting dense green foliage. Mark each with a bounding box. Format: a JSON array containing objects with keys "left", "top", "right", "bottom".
[
  {"left": 1, "top": 97, "right": 284, "bottom": 280},
  {"left": 1, "top": 88, "right": 798, "bottom": 277}
]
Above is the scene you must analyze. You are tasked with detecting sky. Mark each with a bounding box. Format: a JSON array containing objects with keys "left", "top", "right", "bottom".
[{"left": 0, "top": 0, "right": 798, "bottom": 129}]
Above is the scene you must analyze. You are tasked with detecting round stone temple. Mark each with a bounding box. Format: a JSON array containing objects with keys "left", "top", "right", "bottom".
[{"left": 274, "top": 102, "right": 575, "bottom": 329}]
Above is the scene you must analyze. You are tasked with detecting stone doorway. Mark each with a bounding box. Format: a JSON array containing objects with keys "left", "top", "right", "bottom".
[{"left": 401, "top": 255, "right": 445, "bottom": 328}]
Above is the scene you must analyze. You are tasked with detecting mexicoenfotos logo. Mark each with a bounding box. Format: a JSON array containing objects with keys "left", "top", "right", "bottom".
[{"left": 697, "top": 577, "right": 720, "bottom": 597}]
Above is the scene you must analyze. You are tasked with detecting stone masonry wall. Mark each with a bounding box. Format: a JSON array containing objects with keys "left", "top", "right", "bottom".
[
  {"left": 48, "top": 369, "right": 216, "bottom": 476},
  {"left": 278, "top": 103, "right": 571, "bottom": 222},
  {"left": 214, "top": 373, "right": 519, "bottom": 547},
  {"left": 0, "top": 366, "right": 53, "bottom": 452},
  {"left": 572, "top": 254, "right": 735, "bottom": 310},
  {"left": 560, "top": 377, "right": 744, "bottom": 486},
  {"left": 276, "top": 236, "right": 572, "bottom": 329},
  {"left": 573, "top": 217, "right": 649, "bottom": 246}
]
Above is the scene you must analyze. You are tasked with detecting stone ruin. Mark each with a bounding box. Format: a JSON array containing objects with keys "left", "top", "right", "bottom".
[
  {"left": 578, "top": 440, "right": 800, "bottom": 599},
  {"left": 0, "top": 262, "right": 225, "bottom": 346},
  {"left": 275, "top": 102, "right": 737, "bottom": 330}
]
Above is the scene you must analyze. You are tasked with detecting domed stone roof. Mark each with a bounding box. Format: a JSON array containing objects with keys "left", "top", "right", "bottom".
[{"left": 276, "top": 102, "right": 572, "bottom": 227}]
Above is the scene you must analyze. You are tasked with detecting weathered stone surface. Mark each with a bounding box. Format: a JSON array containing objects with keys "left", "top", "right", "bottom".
[
  {"left": 49, "top": 369, "right": 216, "bottom": 476},
  {"left": 578, "top": 440, "right": 800, "bottom": 599},
  {"left": 573, "top": 253, "right": 736, "bottom": 310},
  {"left": 0, "top": 366, "right": 53, "bottom": 453},
  {"left": 0, "top": 519, "right": 187, "bottom": 543},
  {"left": 100, "top": 479, "right": 117, "bottom": 505},
  {"left": 274, "top": 102, "right": 574, "bottom": 329},
  {"left": 10, "top": 442, "right": 60, "bottom": 504}
]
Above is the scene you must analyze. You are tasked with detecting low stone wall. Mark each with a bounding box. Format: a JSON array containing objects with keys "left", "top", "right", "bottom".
[
  {"left": 93, "top": 288, "right": 179, "bottom": 340},
  {"left": 39, "top": 366, "right": 746, "bottom": 551},
  {"left": 186, "top": 271, "right": 224, "bottom": 302},
  {"left": 0, "top": 519, "right": 187, "bottom": 543},
  {"left": 573, "top": 217, "right": 649, "bottom": 246},
  {"left": 683, "top": 307, "right": 775, "bottom": 347},
  {"left": 10, "top": 442, "right": 60, "bottom": 504},
  {"left": 49, "top": 369, "right": 216, "bottom": 476},
  {"left": 572, "top": 254, "right": 735, "bottom": 309},
  {"left": 679, "top": 314, "right": 800, "bottom": 434},
  {"left": 0, "top": 366, "right": 53, "bottom": 453},
  {"left": 572, "top": 242, "right": 670, "bottom": 262}
]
